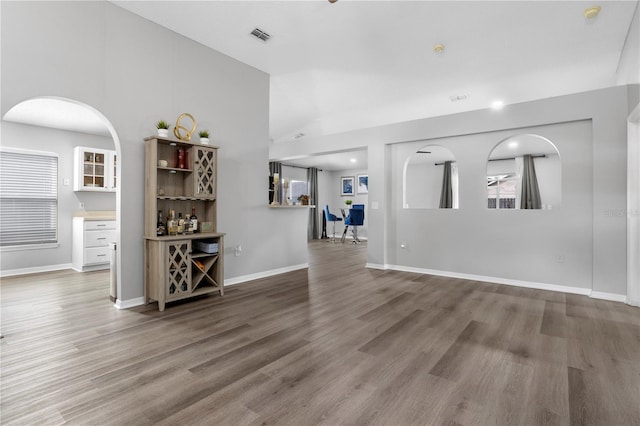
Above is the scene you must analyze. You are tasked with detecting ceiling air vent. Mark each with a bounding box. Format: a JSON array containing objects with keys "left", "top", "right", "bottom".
[{"left": 250, "top": 28, "right": 271, "bottom": 43}]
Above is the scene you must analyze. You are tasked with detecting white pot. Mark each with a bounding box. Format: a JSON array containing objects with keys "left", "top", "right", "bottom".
[
  {"left": 157, "top": 129, "right": 169, "bottom": 137},
  {"left": 200, "top": 137, "right": 209, "bottom": 144}
]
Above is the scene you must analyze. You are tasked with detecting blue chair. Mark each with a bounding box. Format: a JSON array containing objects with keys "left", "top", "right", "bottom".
[
  {"left": 324, "top": 205, "right": 342, "bottom": 243},
  {"left": 341, "top": 204, "right": 365, "bottom": 243}
]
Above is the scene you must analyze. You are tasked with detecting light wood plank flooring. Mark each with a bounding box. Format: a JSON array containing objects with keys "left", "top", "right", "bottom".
[{"left": 1, "top": 241, "right": 639, "bottom": 425}]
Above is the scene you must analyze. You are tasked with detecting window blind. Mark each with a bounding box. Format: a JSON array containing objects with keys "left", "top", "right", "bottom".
[{"left": 0, "top": 150, "right": 58, "bottom": 246}]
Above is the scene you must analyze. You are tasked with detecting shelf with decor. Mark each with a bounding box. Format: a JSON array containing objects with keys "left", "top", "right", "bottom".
[{"left": 143, "top": 135, "right": 224, "bottom": 311}]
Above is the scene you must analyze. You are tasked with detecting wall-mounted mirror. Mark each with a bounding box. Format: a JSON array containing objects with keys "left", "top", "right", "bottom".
[
  {"left": 403, "top": 145, "right": 458, "bottom": 209},
  {"left": 487, "top": 134, "right": 560, "bottom": 210}
]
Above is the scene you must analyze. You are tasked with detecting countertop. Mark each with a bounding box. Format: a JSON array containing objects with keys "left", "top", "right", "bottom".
[{"left": 72, "top": 211, "right": 116, "bottom": 220}]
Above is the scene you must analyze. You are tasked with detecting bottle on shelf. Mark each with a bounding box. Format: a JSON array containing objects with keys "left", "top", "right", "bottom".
[
  {"left": 190, "top": 206, "right": 198, "bottom": 233},
  {"left": 184, "top": 212, "right": 193, "bottom": 234},
  {"left": 167, "top": 209, "right": 177, "bottom": 236},
  {"left": 177, "top": 212, "right": 185, "bottom": 234},
  {"left": 157, "top": 210, "right": 165, "bottom": 236}
]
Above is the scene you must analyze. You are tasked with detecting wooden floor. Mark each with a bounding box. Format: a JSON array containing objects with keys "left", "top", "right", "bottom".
[{"left": 1, "top": 241, "right": 639, "bottom": 425}]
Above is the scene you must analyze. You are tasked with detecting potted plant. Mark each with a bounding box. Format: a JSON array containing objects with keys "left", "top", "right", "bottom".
[
  {"left": 297, "top": 194, "right": 310, "bottom": 205},
  {"left": 198, "top": 130, "right": 210, "bottom": 144},
  {"left": 345, "top": 199, "right": 353, "bottom": 207},
  {"left": 156, "top": 120, "right": 170, "bottom": 137}
]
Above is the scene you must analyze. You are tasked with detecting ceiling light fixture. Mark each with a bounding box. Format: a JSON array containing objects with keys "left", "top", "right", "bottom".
[
  {"left": 584, "top": 6, "right": 601, "bottom": 19},
  {"left": 350, "top": 158, "right": 357, "bottom": 163},
  {"left": 328, "top": 0, "right": 338, "bottom": 3},
  {"left": 491, "top": 100, "right": 505, "bottom": 110},
  {"left": 434, "top": 44, "right": 445, "bottom": 54}
]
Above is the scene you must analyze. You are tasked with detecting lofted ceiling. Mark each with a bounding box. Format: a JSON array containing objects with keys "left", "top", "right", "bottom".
[
  {"left": 111, "top": 0, "right": 638, "bottom": 170},
  {"left": 5, "top": 1, "right": 635, "bottom": 172}
]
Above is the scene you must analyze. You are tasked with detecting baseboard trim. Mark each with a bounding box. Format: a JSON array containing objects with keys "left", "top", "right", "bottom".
[
  {"left": 589, "top": 291, "right": 627, "bottom": 303},
  {"left": 0, "top": 263, "right": 72, "bottom": 278},
  {"left": 625, "top": 297, "right": 640, "bottom": 307},
  {"left": 225, "top": 263, "right": 309, "bottom": 286},
  {"left": 365, "top": 263, "right": 387, "bottom": 270},
  {"left": 373, "top": 263, "right": 597, "bottom": 297},
  {"left": 114, "top": 297, "right": 145, "bottom": 310}
]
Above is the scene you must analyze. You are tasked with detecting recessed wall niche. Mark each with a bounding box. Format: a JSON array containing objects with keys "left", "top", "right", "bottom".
[
  {"left": 403, "top": 145, "right": 458, "bottom": 209},
  {"left": 487, "top": 134, "right": 561, "bottom": 210}
]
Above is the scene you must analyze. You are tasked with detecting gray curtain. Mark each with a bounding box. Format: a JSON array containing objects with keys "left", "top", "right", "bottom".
[
  {"left": 269, "top": 161, "right": 282, "bottom": 203},
  {"left": 439, "top": 161, "right": 453, "bottom": 208},
  {"left": 520, "top": 155, "right": 542, "bottom": 209},
  {"left": 307, "top": 167, "right": 319, "bottom": 240}
]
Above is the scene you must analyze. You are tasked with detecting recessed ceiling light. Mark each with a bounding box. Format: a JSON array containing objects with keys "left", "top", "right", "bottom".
[
  {"left": 491, "top": 100, "right": 505, "bottom": 110},
  {"left": 350, "top": 158, "right": 357, "bottom": 163},
  {"left": 434, "top": 44, "right": 445, "bottom": 54},
  {"left": 584, "top": 6, "right": 601, "bottom": 19}
]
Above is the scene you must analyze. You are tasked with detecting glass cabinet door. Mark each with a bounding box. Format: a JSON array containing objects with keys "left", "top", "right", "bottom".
[
  {"left": 193, "top": 147, "right": 216, "bottom": 198},
  {"left": 82, "top": 150, "right": 106, "bottom": 189}
]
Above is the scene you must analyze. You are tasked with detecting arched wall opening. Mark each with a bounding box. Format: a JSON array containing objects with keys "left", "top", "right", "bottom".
[{"left": 2, "top": 96, "right": 123, "bottom": 304}]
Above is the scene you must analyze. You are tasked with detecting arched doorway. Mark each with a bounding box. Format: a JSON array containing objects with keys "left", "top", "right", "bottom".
[{"left": 2, "top": 96, "right": 122, "bottom": 303}]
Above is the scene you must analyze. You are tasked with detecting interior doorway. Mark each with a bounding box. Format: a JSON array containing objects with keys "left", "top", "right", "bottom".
[{"left": 2, "top": 96, "right": 122, "bottom": 303}]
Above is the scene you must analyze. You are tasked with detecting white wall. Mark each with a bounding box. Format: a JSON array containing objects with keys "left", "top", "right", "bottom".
[
  {"left": 0, "top": 122, "right": 115, "bottom": 272},
  {"left": 1, "top": 1, "right": 307, "bottom": 304},
  {"left": 271, "top": 86, "right": 634, "bottom": 297},
  {"left": 390, "top": 121, "right": 591, "bottom": 289}
]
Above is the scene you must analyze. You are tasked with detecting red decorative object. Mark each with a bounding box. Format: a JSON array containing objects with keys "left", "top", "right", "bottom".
[{"left": 176, "top": 149, "right": 185, "bottom": 169}]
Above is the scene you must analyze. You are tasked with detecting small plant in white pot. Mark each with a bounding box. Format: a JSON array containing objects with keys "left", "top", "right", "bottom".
[
  {"left": 198, "top": 130, "right": 210, "bottom": 144},
  {"left": 156, "top": 120, "right": 170, "bottom": 137}
]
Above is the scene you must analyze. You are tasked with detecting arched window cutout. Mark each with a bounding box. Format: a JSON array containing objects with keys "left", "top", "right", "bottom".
[
  {"left": 487, "top": 134, "right": 561, "bottom": 210},
  {"left": 403, "top": 145, "right": 458, "bottom": 209}
]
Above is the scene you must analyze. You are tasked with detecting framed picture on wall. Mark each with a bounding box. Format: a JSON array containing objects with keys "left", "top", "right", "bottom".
[
  {"left": 341, "top": 176, "right": 354, "bottom": 196},
  {"left": 357, "top": 174, "right": 369, "bottom": 194}
]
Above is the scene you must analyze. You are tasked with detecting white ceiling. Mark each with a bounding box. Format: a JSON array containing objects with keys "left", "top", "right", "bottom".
[
  {"left": 3, "top": 97, "right": 111, "bottom": 137},
  {"left": 111, "top": 0, "right": 637, "bottom": 170},
  {"left": 4, "top": 1, "right": 635, "bottom": 172},
  {"left": 281, "top": 147, "right": 368, "bottom": 171},
  {"left": 113, "top": 0, "right": 636, "bottom": 144}
]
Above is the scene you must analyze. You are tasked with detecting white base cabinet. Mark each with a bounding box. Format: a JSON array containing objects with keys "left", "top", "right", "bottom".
[{"left": 72, "top": 217, "right": 116, "bottom": 272}]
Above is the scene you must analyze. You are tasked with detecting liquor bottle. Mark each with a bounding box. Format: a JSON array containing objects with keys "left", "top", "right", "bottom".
[
  {"left": 190, "top": 206, "right": 198, "bottom": 233},
  {"left": 167, "top": 210, "right": 177, "bottom": 236},
  {"left": 156, "top": 210, "right": 165, "bottom": 236},
  {"left": 177, "top": 212, "right": 185, "bottom": 234},
  {"left": 184, "top": 212, "right": 193, "bottom": 234}
]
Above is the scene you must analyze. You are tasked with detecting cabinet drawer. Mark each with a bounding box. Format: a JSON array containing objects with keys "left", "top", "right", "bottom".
[
  {"left": 85, "top": 229, "right": 116, "bottom": 247},
  {"left": 84, "top": 246, "right": 110, "bottom": 265},
  {"left": 84, "top": 220, "right": 115, "bottom": 231}
]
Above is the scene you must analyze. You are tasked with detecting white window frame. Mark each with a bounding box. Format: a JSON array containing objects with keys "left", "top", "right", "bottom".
[{"left": 0, "top": 147, "right": 59, "bottom": 250}]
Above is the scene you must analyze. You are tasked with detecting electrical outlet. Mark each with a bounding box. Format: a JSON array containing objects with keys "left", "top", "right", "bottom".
[
  {"left": 555, "top": 254, "right": 565, "bottom": 263},
  {"left": 234, "top": 244, "right": 242, "bottom": 257},
  {"left": 63, "top": 178, "right": 70, "bottom": 186},
  {"left": 79, "top": 202, "right": 85, "bottom": 209}
]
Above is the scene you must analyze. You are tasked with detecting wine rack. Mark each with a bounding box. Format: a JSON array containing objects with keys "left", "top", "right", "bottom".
[{"left": 143, "top": 135, "right": 224, "bottom": 311}]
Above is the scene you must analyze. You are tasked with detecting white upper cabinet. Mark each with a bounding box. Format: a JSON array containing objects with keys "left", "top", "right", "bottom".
[{"left": 74, "top": 146, "right": 116, "bottom": 192}]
